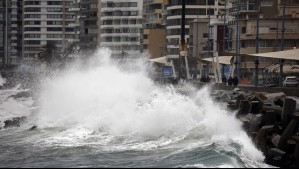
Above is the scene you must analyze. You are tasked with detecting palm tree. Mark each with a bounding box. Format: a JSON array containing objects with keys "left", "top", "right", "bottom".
[{"left": 38, "top": 43, "right": 61, "bottom": 66}]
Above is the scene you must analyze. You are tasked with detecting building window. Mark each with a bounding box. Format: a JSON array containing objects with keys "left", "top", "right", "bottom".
[
  {"left": 25, "top": 40, "right": 40, "bottom": 45},
  {"left": 90, "top": 4, "right": 97, "bottom": 9},
  {"left": 241, "top": 41, "right": 246, "bottom": 48},
  {"left": 25, "top": 8, "right": 41, "bottom": 12},
  {"left": 242, "top": 27, "right": 246, "bottom": 34},
  {"left": 47, "top": 14, "right": 63, "bottom": 18},
  {"left": 47, "top": 21, "right": 63, "bottom": 25},
  {"left": 47, "top": 8, "right": 63, "bottom": 12},
  {"left": 25, "top": 27, "right": 41, "bottom": 31},
  {"left": 47, "top": 27, "right": 63, "bottom": 31},
  {"left": 47, "top": 1, "right": 63, "bottom": 5}
]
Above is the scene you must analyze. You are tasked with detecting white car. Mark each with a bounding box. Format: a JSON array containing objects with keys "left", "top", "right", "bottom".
[{"left": 283, "top": 76, "right": 299, "bottom": 87}]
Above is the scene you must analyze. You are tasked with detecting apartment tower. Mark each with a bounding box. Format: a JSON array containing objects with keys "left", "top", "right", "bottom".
[
  {"left": 0, "top": 0, "right": 23, "bottom": 66},
  {"left": 79, "top": 0, "right": 98, "bottom": 53},
  {"left": 23, "top": 0, "right": 80, "bottom": 60},
  {"left": 99, "top": 0, "right": 143, "bottom": 58},
  {"left": 143, "top": 0, "right": 166, "bottom": 59}
]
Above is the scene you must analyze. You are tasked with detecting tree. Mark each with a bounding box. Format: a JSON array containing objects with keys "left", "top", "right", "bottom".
[
  {"left": 38, "top": 43, "right": 61, "bottom": 67},
  {"left": 38, "top": 42, "right": 79, "bottom": 70}
]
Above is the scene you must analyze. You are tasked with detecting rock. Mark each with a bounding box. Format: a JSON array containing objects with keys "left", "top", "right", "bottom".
[
  {"left": 274, "top": 98, "right": 284, "bottom": 107},
  {"left": 234, "top": 87, "right": 241, "bottom": 92},
  {"left": 265, "top": 92, "right": 286, "bottom": 101},
  {"left": 29, "top": 126, "right": 38, "bottom": 130},
  {"left": 10, "top": 90, "right": 31, "bottom": 99},
  {"left": 4, "top": 116, "right": 27, "bottom": 129}
]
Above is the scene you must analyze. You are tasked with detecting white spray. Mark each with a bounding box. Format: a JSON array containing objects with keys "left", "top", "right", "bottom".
[
  {"left": 0, "top": 74, "right": 6, "bottom": 86},
  {"left": 35, "top": 48, "right": 265, "bottom": 164}
]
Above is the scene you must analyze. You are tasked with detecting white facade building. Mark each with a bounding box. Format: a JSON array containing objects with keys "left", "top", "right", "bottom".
[
  {"left": 23, "top": 0, "right": 80, "bottom": 59},
  {"left": 166, "top": 0, "right": 228, "bottom": 59},
  {"left": 99, "top": 0, "right": 143, "bottom": 58}
]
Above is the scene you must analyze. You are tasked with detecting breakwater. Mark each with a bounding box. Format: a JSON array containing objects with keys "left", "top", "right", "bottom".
[{"left": 189, "top": 82, "right": 299, "bottom": 168}]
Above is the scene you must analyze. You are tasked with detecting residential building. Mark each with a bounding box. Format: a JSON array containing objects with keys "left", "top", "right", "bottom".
[
  {"left": 164, "top": 0, "right": 228, "bottom": 78},
  {"left": 0, "top": 0, "right": 23, "bottom": 66},
  {"left": 99, "top": 0, "right": 143, "bottom": 58},
  {"left": 23, "top": 0, "right": 80, "bottom": 60},
  {"left": 165, "top": 0, "right": 228, "bottom": 59},
  {"left": 142, "top": 0, "right": 166, "bottom": 59},
  {"left": 79, "top": 0, "right": 98, "bottom": 53},
  {"left": 228, "top": 0, "right": 299, "bottom": 83}
]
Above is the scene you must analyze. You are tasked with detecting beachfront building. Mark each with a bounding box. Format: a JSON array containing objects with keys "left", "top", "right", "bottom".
[
  {"left": 164, "top": 0, "right": 229, "bottom": 78},
  {"left": 0, "top": 0, "right": 23, "bottom": 66},
  {"left": 228, "top": 0, "right": 299, "bottom": 84},
  {"left": 142, "top": 0, "right": 166, "bottom": 59},
  {"left": 23, "top": 0, "right": 80, "bottom": 60},
  {"left": 79, "top": 0, "right": 98, "bottom": 54},
  {"left": 99, "top": 0, "right": 143, "bottom": 58}
]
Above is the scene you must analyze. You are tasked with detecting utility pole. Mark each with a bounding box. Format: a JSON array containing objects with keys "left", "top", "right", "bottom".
[
  {"left": 5, "top": 0, "right": 8, "bottom": 65},
  {"left": 208, "top": 6, "right": 213, "bottom": 80},
  {"left": 221, "top": 0, "right": 227, "bottom": 81},
  {"left": 280, "top": 0, "right": 286, "bottom": 87},
  {"left": 234, "top": 0, "right": 240, "bottom": 79},
  {"left": 223, "top": 0, "right": 227, "bottom": 53},
  {"left": 255, "top": 2, "right": 260, "bottom": 88},
  {"left": 275, "top": 15, "right": 278, "bottom": 52},
  {"left": 179, "top": 0, "right": 190, "bottom": 81}
]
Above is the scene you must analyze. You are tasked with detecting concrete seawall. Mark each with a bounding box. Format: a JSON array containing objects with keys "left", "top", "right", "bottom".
[{"left": 191, "top": 82, "right": 299, "bottom": 97}]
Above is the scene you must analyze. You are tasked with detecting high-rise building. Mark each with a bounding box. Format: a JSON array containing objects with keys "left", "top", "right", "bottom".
[
  {"left": 165, "top": 0, "right": 227, "bottom": 59},
  {"left": 99, "top": 0, "right": 143, "bottom": 58},
  {"left": 0, "top": 0, "right": 23, "bottom": 66},
  {"left": 79, "top": 0, "right": 98, "bottom": 53},
  {"left": 23, "top": 0, "right": 80, "bottom": 60},
  {"left": 228, "top": 0, "right": 299, "bottom": 83},
  {"left": 142, "top": 0, "right": 166, "bottom": 59}
]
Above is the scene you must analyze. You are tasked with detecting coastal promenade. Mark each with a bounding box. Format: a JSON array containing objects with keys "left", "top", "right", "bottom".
[{"left": 190, "top": 81, "right": 299, "bottom": 97}]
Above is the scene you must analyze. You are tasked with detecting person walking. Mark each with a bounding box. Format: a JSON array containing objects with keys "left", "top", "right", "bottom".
[
  {"left": 228, "top": 76, "right": 233, "bottom": 86},
  {"left": 222, "top": 76, "right": 227, "bottom": 85},
  {"left": 233, "top": 76, "right": 239, "bottom": 86}
]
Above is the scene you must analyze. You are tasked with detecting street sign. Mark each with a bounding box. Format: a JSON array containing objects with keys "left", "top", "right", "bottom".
[{"left": 162, "top": 66, "right": 173, "bottom": 78}]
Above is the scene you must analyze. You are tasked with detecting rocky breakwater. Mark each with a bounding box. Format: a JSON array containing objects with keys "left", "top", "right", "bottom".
[
  {"left": 0, "top": 88, "right": 37, "bottom": 131},
  {"left": 214, "top": 88, "right": 299, "bottom": 168},
  {"left": 1, "top": 116, "right": 27, "bottom": 129}
]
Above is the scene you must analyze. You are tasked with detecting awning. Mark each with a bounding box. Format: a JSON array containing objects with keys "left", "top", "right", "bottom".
[
  {"left": 149, "top": 56, "right": 168, "bottom": 64},
  {"left": 248, "top": 48, "right": 299, "bottom": 60},
  {"left": 221, "top": 48, "right": 299, "bottom": 61},
  {"left": 202, "top": 56, "right": 233, "bottom": 65}
]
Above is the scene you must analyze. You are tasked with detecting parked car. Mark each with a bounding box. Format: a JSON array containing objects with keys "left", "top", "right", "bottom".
[{"left": 282, "top": 76, "right": 299, "bottom": 87}]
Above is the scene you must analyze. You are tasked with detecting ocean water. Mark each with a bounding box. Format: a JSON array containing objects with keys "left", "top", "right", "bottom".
[{"left": 0, "top": 49, "right": 272, "bottom": 168}]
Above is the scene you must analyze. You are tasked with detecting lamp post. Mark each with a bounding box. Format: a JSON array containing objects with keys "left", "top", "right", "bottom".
[
  {"left": 255, "top": 3, "right": 260, "bottom": 88},
  {"left": 5, "top": 0, "right": 8, "bottom": 65},
  {"left": 234, "top": 0, "right": 240, "bottom": 79},
  {"left": 279, "top": 0, "right": 286, "bottom": 87},
  {"left": 179, "top": 0, "right": 190, "bottom": 80},
  {"left": 223, "top": 0, "right": 227, "bottom": 52}
]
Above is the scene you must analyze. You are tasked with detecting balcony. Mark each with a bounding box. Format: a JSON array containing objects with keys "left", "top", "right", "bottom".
[
  {"left": 67, "top": 23, "right": 80, "bottom": 27},
  {"left": 144, "top": 29, "right": 150, "bottom": 35},
  {"left": 67, "top": 38, "right": 80, "bottom": 43},
  {"left": 144, "top": 0, "right": 164, "bottom": 5},
  {"left": 68, "top": 8, "right": 80, "bottom": 12},
  {"left": 219, "top": 0, "right": 226, "bottom": 5},
  {"left": 143, "top": 39, "right": 149, "bottom": 44}
]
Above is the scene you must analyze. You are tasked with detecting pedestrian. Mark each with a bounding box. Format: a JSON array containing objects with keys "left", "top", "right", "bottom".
[
  {"left": 233, "top": 76, "right": 239, "bottom": 86},
  {"left": 228, "top": 76, "right": 233, "bottom": 86},
  {"left": 222, "top": 76, "right": 227, "bottom": 85}
]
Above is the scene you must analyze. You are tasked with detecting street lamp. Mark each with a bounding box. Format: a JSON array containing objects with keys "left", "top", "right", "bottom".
[
  {"left": 280, "top": 0, "right": 286, "bottom": 87},
  {"left": 255, "top": 2, "right": 260, "bottom": 88}
]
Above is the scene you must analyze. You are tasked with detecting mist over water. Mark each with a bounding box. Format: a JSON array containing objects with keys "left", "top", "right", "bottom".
[
  {"left": 0, "top": 74, "right": 6, "bottom": 86},
  {"left": 0, "top": 48, "right": 271, "bottom": 168}
]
